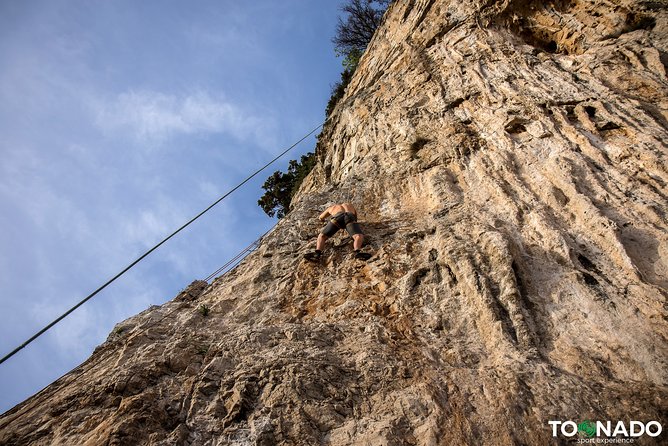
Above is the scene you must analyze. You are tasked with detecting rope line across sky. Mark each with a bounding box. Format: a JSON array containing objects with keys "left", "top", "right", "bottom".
[{"left": 0, "top": 121, "right": 326, "bottom": 366}]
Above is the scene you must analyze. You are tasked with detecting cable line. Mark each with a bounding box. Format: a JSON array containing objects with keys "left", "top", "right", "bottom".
[
  {"left": 204, "top": 225, "right": 276, "bottom": 283},
  {"left": 0, "top": 121, "right": 325, "bottom": 366}
]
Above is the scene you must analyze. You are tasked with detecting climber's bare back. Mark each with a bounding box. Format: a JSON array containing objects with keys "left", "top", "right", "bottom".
[{"left": 322, "top": 202, "right": 357, "bottom": 219}]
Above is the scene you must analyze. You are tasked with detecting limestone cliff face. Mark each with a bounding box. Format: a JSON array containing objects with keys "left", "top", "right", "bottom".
[{"left": 2, "top": 0, "right": 667, "bottom": 444}]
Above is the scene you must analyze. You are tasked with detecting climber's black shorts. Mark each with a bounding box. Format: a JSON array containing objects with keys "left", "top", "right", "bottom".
[{"left": 321, "top": 212, "right": 363, "bottom": 238}]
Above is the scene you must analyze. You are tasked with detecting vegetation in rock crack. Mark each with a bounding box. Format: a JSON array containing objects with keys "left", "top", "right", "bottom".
[
  {"left": 198, "top": 304, "right": 210, "bottom": 317},
  {"left": 196, "top": 344, "right": 210, "bottom": 355}
]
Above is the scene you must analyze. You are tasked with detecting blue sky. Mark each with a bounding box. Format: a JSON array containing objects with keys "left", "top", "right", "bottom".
[{"left": 0, "top": 0, "right": 342, "bottom": 413}]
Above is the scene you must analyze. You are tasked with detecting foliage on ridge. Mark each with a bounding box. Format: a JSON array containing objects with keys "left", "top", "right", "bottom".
[{"left": 258, "top": 0, "right": 391, "bottom": 219}]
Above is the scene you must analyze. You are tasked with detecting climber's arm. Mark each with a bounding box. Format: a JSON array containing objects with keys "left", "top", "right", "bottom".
[{"left": 318, "top": 208, "right": 332, "bottom": 221}]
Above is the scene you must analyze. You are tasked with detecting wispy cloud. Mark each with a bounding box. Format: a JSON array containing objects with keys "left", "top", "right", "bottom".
[{"left": 93, "top": 90, "right": 276, "bottom": 147}]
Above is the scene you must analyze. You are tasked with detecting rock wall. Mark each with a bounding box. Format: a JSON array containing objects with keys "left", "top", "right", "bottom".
[{"left": 2, "top": 0, "right": 667, "bottom": 444}]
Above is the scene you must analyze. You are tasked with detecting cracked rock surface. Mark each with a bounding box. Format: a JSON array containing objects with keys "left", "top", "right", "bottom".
[{"left": 1, "top": 0, "right": 667, "bottom": 444}]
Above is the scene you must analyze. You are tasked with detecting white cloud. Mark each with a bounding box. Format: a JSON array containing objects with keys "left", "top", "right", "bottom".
[
  {"left": 93, "top": 89, "right": 276, "bottom": 147},
  {"left": 197, "top": 178, "right": 221, "bottom": 199},
  {"left": 122, "top": 209, "right": 173, "bottom": 247}
]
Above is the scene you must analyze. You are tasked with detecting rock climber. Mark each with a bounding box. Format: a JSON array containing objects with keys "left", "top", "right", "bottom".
[{"left": 305, "top": 202, "right": 371, "bottom": 261}]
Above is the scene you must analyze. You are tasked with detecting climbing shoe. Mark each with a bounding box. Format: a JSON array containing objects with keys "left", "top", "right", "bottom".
[
  {"left": 354, "top": 251, "right": 372, "bottom": 261},
  {"left": 304, "top": 251, "right": 322, "bottom": 262}
]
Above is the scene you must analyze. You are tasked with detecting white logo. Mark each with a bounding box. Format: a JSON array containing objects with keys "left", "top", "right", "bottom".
[{"left": 548, "top": 420, "right": 662, "bottom": 443}]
